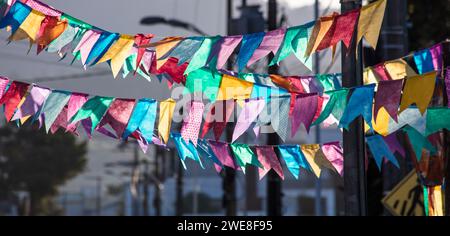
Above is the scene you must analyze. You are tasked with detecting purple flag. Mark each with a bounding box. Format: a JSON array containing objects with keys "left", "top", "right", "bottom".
[
  {"left": 232, "top": 99, "right": 266, "bottom": 142},
  {"left": 321, "top": 141, "right": 344, "bottom": 176},
  {"left": 246, "top": 28, "right": 286, "bottom": 66},
  {"left": 255, "top": 146, "right": 284, "bottom": 180},
  {"left": 446, "top": 68, "right": 450, "bottom": 108},
  {"left": 374, "top": 79, "right": 403, "bottom": 122},
  {"left": 383, "top": 133, "right": 405, "bottom": 158},
  {"left": 208, "top": 140, "right": 237, "bottom": 170},
  {"left": 208, "top": 35, "right": 242, "bottom": 69},
  {"left": 429, "top": 43, "right": 442, "bottom": 72},
  {"left": 11, "top": 85, "right": 51, "bottom": 121},
  {"left": 291, "top": 93, "right": 318, "bottom": 137}
]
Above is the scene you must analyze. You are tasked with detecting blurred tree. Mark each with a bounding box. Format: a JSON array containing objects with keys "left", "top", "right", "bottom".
[
  {"left": 407, "top": 0, "right": 450, "bottom": 49},
  {"left": 0, "top": 124, "right": 87, "bottom": 215}
]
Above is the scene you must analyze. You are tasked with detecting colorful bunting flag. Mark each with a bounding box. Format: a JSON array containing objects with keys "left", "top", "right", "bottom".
[
  {"left": 278, "top": 145, "right": 310, "bottom": 179},
  {"left": 339, "top": 84, "right": 375, "bottom": 130},
  {"left": 11, "top": 85, "right": 50, "bottom": 121},
  {"left": 184, "top": 36, "right": 219, "bottom": 75},
  {"left": 172, "top": 132, "right": 204, "bottom": 169},
  {"left": 291, "top": 93, "right": 318, "bottom": 136},
  {"left": 197, "top": 139, "right": 223, "bottom": 173},
  {"left": 36, "top": 16, "right": 67, "bottom": 54},
  {"left": 374, "top": 79, "right": 403, "bottom": 122},
  {"left": 236, "top": 32, "right": 265, "bottom": 71},
  {"left": 180, "top": 100, "right": 204, "bottom": 146},
  {"left": 399, "top": 72, "right": 436, "bottom": 115},
  {"left": 312, "top": 89, "right": 348, "bottom": 126},
  {"left": 97, "top": 98, "right": 135, "bottom": 139},
  {"left": 366, "top": 134, "right": 400, "bottom": 170},
  {"left": 356, "top": 0, "right": 386, "bottom": 49},
  {"left": 69, "top": 96, "right": 114, "bottom": 134},
  {"left": 425, "top": 108, "right": 450, "bottom": 135},
  {"left": 216, "top": 74, "right": 254, "bottom": 101},
  {"left": 201, "top": 99, "right": 235, "bottom": 140},
  {"left": 383, "top": 133, "right": 405, "bottom": 158},
  {"left": 300, "top": 144, "right": 329, "bottom": 178},
  {"left": 208, "top": 140, "right": 237, "bottom": 170},
  {"left": 230, "top": 143, "right": 262, "bottom": 173},
  {"left": 403, "top": 125, "right": 436, "bottom": 161},
  {"left": 247, "top": 28, "right": 286, "bottom": 67},
  {"left": 184, "top": 68, "right": 222, "bottom": 101},
  {"left": 414, "top": 49, "right": 435, "bottom": 75},
  {"left": 159, "top": 37, "right": 204, "bottom": 65},
  {"left": 157, "top": 98, "right": 176, "bottom": 144},
  {"left": 255, "top": 146, "right": 284, "bottom": 180},
  {"left": 321, "top": 141, "right": 344, "bottom": 176},
  {"left": 40, "top": 90, "right": 71, "bottom": 132},
  {"left": 208, "top": 35, "right": 242, "bottom": 69},
  {"left": 122, "top": 98, "right": 156, "bottom": 142},
  {"left": 232, "top": 98, "right": 265, "bottom": 142},
  {"left": 0, "top": 81, "right": 30, "bottom": 121},
  {"left": 0, "top": 1, "right": 32, "bottom": 34}
]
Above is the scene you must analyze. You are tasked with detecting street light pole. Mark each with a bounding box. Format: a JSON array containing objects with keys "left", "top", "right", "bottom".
[{"left": 340, "top": 0, "right": 368, "bottom": 216}]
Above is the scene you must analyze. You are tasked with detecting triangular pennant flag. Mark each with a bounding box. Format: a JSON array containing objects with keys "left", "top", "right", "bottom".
[
  {"left": 255, "top": 146, "right": 284, "bottom": 180},
  {"left": 388, "top": 108, "right": 426, "bottom": 135},
  {"left": 11, "top": 85, "right": 50, "bottom": 121},
  {"left": 316, "top": 10, "right": 359, "bottom": 52},
  {"left": 154, "top": 36, "right": 183, "bottom": 69},
  {"left": 157, "top": 98, "right": 176, "bottom": 144},
  {"left": 403, "top": 125, "right": 436, "bottom": 161},
  {"left": 0, "top": 81, "right": 30, "bottom": 121},
  {"left": 134, "top": 33, "right": 154, "bottom": 72},
  {"left": 122, "top": 98, "right": 157, "bottom": 142},
  {"left": 197, "top": 139, "right": 223, "bottom": 173},
  {"left": 270, "top": 96, "right": 291, "bottom": 142},
  {"left": 41, "top": 90, "right": 71, "bottom": 132},
  {"left": 356, "top": 0, "right": 387, "bottom": 50},
  {"left": 70, "top": 96, "right": 114, "bottom": 134},
  {"left": 291, "top": 93, "right": 318, "bottom": 136},
  {"left": 366, "top": 134, "right": 400, "bottom": 170},
  {"left": 180, "top": 101, "right": 204, "bottom": 146},
  {"left": 305, "top": 12, "right": 338, "bottom": 57},
  {"left": 278, "top": 145, "right": 310, "bottom": 179},
  {"left": 184, "top": 36, "right": 219, "bottom": 75},
  {"left": 72, "top": 29, "right": 102, "bottom": 65},
  {"left": 374, "top": 79, "right": 403, "bottom": 122},
  {"left": 46, "top": 24, "right": 78, "bottom": 54},
  {"left": 399, "top": 72, "right": 436, "bottom": 115},
  {"left": 339, "top": 84, "right": 375, "bottom": 130},
  {"left": 0, "top": 76, "right": 10, "bottom": 99},
  {"left": 67, "top": 92, "right": 88, "bottom": 122},
  {"left": 425, "top": 107, "right": 450, "bottom": 136},
  {"left": 36, "top": 16, "right": 67, "bottom": 54},
  {"left": 429, "top": 43, "right": 442, "bottom": 72},
  {"left": 383, "top": 133, "right": 405, "bottom": 158},
  {"left": 247, "top": 28, "right": 286, "bottom": 67},
  {"left": 300, "top": 144, "right": 331, "bottom": 178},
  {"left": 50, "top": 106, "right": 78, "bottom": 135},
  {"left": 414, "top": 49, "right": 435, "bottom": 74},
  {"left": 201, "top": 99, "right": 235, "bottom": 140},
  {"left": 184, "top": 68, "right": 222, "bottom": 102},
  {"left": 316, "top": 74, "right": 341, "bottom": 92},
  {"left": 208, "top": 35, "right": 242, "bottom": 69},
  {"left": 312, "top": 89, "right": 348, "bottom": 126},
  {"left": 207, "top": 140, "right": 237, "bottom": 170},
  {"left": 97, "top": 98, "right": 135, "bottom": 139},
  {"left": 0, "top": 1, "right": 32, "bottom": 34},
  {"left": 236, "top": 32, "right": 265, "bottom": 72},
  {"left": 230, "top": 143, "right": 262, "bottom": 174},
  {"left": 172, "top": 133, "right": 204, "bottom": 169},
  {"left": 232, "top": 98, "right": 265, "bottom": 142},
  {"left": 216, "top": 74, "right": 254, "bottom": 100},
  {"left": 159, "top": 37, "right": 204, "bottom": 65},
  {"left": 321, "top": 141, "right": 344, "bottom": 176}
]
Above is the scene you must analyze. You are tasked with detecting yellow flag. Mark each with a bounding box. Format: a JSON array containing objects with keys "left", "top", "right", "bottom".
[
  {"left": 431, "top": 185, "right": 444, "bottom": 216},
  {"left": 158, "top": 98, "right": 176, "bottom": 144},
  {"left": 96, "top": 34, "right": 134, "bottom": 78},
  {"left": 305, "top": 12, "right": 337, "bottom": 57},
  {"left": 357, "top": 0, "right": 387, "bottom": 49},
  {"left": 15, "top": 94, "right": 31, "bottom": 124},
  {"left": 216, "top": 74, "right": 253, "bottom": 101},
  {"left": 365, "top": 107, "right": 390, "bottom": 135},
  {"left": 399, "top": 72, "right": 436, "bottom": 114},
  {"left": 384, "top": 59, "right": 417, "bottom": 80},
  {"left": 301, "top": 144, "right": 334, "bottom": 178},
  {"left": 363, "top": 67, "right": 382, "bottom": 85},
  {"left": 9, "top": 10, "right": 46, "bottom": 42},
  {"left": 155, "top": 37, "right": 183, "bottom": 69}
]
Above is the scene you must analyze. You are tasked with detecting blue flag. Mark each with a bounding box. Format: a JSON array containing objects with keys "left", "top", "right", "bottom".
[
  {"left": 278, "top": 145, "right": 311, "bottom": 179},
  {"left": 366, "top": 135, "right": 400, "bottom": 170},
  {"left": 339, "top": 84, "right": 375, "bottom": 130},
  {"left": 236, "top": 32, "right": 265, "bottom": 71}
]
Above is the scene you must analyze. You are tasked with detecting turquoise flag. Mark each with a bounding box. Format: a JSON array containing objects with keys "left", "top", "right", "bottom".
[
  {"left": 41, "top": 90, "right": 72, "bottom": 133},
  {"left": 122, "top": 98, "right": 157, "bottom": 142},
  {"left": 312, "top": 89, "right": 348, "bottom": 126},
  {"left": 403, "top": 125, "right": 436, "bottom": 161},
  {"left": 172, "top": 133, "right": 204, "bottom": 169},
  {"left": 0, "top": 1, "right": 31, "bottom": 34},
  {"left": 184, "top": 36, "right": 220, "bottom": 75},
  {"left": 86, "top": 32, "right": 119, "bottom": 65},
  {"left": 159, "top": 37, "right": 205, "bottom": 65},
  {"left": 230, "top": 143, "right": 263, "bottom": 173},
  {"left": 339, "top": 84, "right": 375, "bottom": 130},
  {"left": 278, "top": 144, "right": 310, "bottom": 179},
  {"left": 366, "top": 134, "right": 400, "bottom": 170},
  {"left": 236, "top": 32, "right": 265, "bottom": 72},
  {"left": 425, "top": 107, "right": 450, "bottom": 135},
  {"left": 70, "top": 96, "right": 114, "bottom": 134}
]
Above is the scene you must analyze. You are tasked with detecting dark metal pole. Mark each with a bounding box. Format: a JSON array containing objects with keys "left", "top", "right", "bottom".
[
  {"left": 222, "top": 0, "right": 238, "bottom": 216},
  {"left": 175, "top": 156, "right": 184, "bottom": 216},
  {"left": 153, "top": 150, "right": 162, "bottom": 216},
  {"left": 340, "top": 0, "right": 368, "bottom": 216},
  {"left": 143, "top": 160, "right": 150, "bottom": 216},
  {"left": 267, "top": 0, "right": 282, "bottom": 217}
]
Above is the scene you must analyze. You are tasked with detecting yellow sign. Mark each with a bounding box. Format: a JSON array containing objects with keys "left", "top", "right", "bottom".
[{"left": 382, "top": 170, "right": 424, "bottom": 216}]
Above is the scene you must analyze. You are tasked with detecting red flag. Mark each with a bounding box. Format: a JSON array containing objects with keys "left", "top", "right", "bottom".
[
  {"left": 134, "top": 34, "right": 154, "bottom": 73},
  {"left": 0, "top": 81, "right": 30, "bottom": 121}
]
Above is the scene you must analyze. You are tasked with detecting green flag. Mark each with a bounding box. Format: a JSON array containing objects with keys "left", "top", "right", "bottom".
[
  {"left": 70, "top": 96, "right": 114, "bottom": 134},
  {"left": 230, "top": 143, "right": 263, "bottom": 173},
  {"left": 312, "top": 89, "right": 348, "bottom": 126}
]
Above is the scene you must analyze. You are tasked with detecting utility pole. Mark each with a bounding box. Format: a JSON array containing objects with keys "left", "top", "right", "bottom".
[
  {"left": 340, "top": 0, "right": 367, "bottom": 216},
  {"left": 223, "top": 0, "right": 237, "bottom": 216},
  {"left": 267, "top": 0, "right": 282, "bottom": 216},
  {"left": 314, "top": 0, "right": 323, "bottom": 216}
]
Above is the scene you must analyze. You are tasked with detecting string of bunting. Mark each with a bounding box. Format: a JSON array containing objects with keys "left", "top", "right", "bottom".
[{"left": 0, "top": 0, "right": 386, "bottom": 82}]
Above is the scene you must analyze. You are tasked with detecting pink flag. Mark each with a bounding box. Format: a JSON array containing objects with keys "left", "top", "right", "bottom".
[
  {"left": 50, "top": 106, "right": 79, "bottom": 135},
  {"left": 291, "top": 93, "right": 318, "bottom": 137},
  {"left": 0, "top": 76, "right": 9, "bottom": 99},
  {"left": 66, "top": 92, "right": 88, "bottom": 131},
  {"left": 98, "top": 98, "right": 136, "bottom": 138},
  {"left": 247, "top": 28, "right": 286, "bottom": 66},
  {"left": 11, "top": 85, "right": 50, "bottom": 121},
  {"left": 429, "top": 43, "right": 442, "bottom": 71},
  {"left": 372, "top": 64, "right": 391, "bottom": 81},
  {"left": 201, "top": 99, "right": 235, "bottom": 140},
  {"left": 208, "top": 140, "right": 237, "bottom": 170},
  {"left": 209, "top": 35, "right": 243, "bottom": 69},
  {"left": 180, "top": 101, "right": 205, "bottom": 146},
  {"left": 232, "top": 99, "right": 266, "bottom": 142},
  {"left": 73, "top": 30, "right": 101, "bottom": 65},
  {"left": 321, "top": 141, "right": 344, "bottom": 176},
  {"left": 255, "top": 146, "right": 284, "bottom": 180}
]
